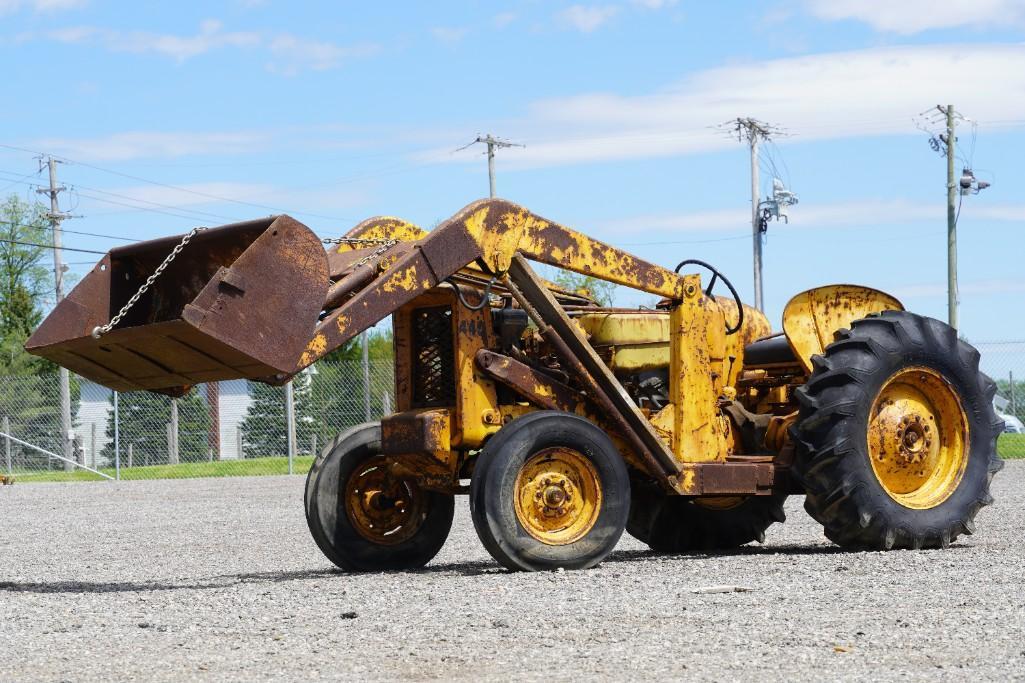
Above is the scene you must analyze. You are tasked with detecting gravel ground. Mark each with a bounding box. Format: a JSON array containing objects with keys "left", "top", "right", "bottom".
[{"left": 2, "top": 463, "right": 1024, "bottom": 682}]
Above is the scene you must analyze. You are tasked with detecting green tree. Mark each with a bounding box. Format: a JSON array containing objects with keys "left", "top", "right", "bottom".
[
  {"left": 100, "top": 389, "right": 210, "bottom": 466},
  {"left": 0, "top": 194, "right": 51, "bottom": 374},
  {"left": 552, "top": 269, "right": 617, "bottom": 306},
  {"left": 306, "top": 329, "right": 394, "bottom": 447},
  {"left": 239, "top": 374, "right": 313, "bottom": 458},
  {"left": 0, "top": 195, "right": 83, "bottom": 471}
]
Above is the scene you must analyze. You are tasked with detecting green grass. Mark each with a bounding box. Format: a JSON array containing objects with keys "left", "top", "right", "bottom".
[
  {"left": 998, "top": 433, "right": 1025, "bottom": 459},
  {"left": 12, "top": 455, "right": 316, "bottom": 482},
  {"left": 9, "top": 435, "right": 1024, "bottom": 483}
]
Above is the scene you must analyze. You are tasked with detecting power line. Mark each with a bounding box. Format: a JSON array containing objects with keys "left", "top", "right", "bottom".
[
  {"left": 0, "top": 168, "right": 42, "bottom": 194},
  {"left": 70, "top": 183, "right": 242, "bottom": 223},
  {"left": 46, "top": 225, "right": 139, "bottom": 242},
  {"left": 0, "top": 236, "right": 106, "bottom": 254},
  {"left": 0, "top": 141, "right": 358, "bottom": 223},
  {"left": 72, "top": 190, "right": 232, "bottom": 223}
]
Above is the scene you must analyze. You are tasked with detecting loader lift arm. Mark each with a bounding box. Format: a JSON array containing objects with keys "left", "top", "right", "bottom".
[{"left": 298, "top": 198, "right": 693, "bottom": 372}]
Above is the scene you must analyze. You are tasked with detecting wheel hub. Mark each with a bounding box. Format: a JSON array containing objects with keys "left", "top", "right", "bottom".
[
  {"left": 345, "top": 456, "right": 425, "bottom": 545},
  {"left": 514, "top": 447, "right": 601, "bottom": 546},
  {"left": 867, "top": 367, "right": 968, "bottom": 509}
]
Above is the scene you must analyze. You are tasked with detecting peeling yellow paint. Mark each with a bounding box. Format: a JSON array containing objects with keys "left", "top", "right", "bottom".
[{"left": 382, "top": 264, "right": 418, "bottom": 293}]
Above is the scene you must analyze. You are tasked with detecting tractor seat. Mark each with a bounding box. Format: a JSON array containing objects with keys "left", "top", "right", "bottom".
[{"left": 743, "top": 335, "right": 798, "bottom": 366}]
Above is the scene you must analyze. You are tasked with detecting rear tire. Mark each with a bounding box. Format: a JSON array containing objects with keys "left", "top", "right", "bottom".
[
  {"left": 470, "top": 411, "right": 629, "bottom": 572},
  {"left": 627, "top": 481, "right": 786, "bottom": 551},
  {"left": 792, "top": 311, "right": 1003, "bottom": 549},
  {"left": 305, "top": 423, "right": 454, "bottom": 571}
]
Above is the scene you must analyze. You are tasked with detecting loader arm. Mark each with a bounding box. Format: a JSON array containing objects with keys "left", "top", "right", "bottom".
[{"left": 298, "top": 198, "right": 692, "bottom": 372}]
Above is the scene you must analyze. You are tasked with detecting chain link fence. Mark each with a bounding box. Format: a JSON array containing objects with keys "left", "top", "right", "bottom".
[
  {"left": 976, "top": 341, "right": 1025, "bottom": 459},
  {"left": 2, "top": 342, "right": 1023, "bottom": 483},
  {"left": 1, "top": 361, "right": 394, "bottom": 482}
]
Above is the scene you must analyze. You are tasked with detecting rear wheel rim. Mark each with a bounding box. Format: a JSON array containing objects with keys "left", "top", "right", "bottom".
[
  {"left": 867, "top": 366, "right": 969, "bottom": 509},
  {"left": 513, "top": 447, "right": 602, "bottom": 546},
  {"left": 344, "top": 455, "right": 426, "bottom": 545}
]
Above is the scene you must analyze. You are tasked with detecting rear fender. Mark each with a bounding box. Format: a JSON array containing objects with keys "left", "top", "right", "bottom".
[{"left": 782, "top": 285, "right": 904, "bottom": 374}]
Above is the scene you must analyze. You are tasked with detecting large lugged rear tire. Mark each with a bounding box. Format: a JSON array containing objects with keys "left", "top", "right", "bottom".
[
  {"left": 470, "top": 411, "right": 630, "bottom": 571},
  {"left": 792, "top": 311, "right": 1004, "bottom": 549},
  {"left": 305, "top": 423, "right": 454, "bottom": 571}
]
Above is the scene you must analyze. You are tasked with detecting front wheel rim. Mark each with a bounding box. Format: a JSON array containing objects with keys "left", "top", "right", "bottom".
[
  {"left": 513, "top": 447, "right": 602, "bottom": 546},
  {"left": 344, "top": 455, "right": 427, "bottom": 545},
  {"left": 867, "top": 366, "right": 969, "bottom": 510}
]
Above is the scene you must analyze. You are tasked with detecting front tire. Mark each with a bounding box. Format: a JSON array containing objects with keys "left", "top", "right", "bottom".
[
  {"left": 793, "top": 311, "right": 1004, "bottom": 549},
  {"left": 470, "top": 412, "right": 630, "bottom": 571},
  {"left": 305, "top": 423, "right": 454, "bottom": 571}
]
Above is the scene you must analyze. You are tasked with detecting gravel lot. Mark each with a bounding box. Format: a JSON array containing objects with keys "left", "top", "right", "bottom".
[{"left": 2, "top": 462, "right": 1023, "bottom": 682}]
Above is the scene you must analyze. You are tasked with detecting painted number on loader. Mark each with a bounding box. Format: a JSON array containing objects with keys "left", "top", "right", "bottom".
[{"left": 458, "top": 319, "right": 486, "bottom": 339}]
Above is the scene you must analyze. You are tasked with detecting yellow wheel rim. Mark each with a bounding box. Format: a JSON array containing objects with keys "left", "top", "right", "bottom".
[
  {"left": 344, "top": 455, "right": 426, "bottom": 545},
  {"left": 867, "top": 366, "right": 969, "bottom": 509},
  {"left": 514, "top": 447, "right": 602, "bottom": 546}
]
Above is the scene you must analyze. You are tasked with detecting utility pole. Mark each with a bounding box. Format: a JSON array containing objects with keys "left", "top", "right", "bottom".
[
  {"left": 459, "top": 134, "right": 524, "bottom": 198},
  {"left": 37, "top": 156, "right": 74, "bottom": 470},
  {"left": 726, "top": 118, "right": 776, "bottom": 312},
  {"left": 940, "top": 104, "right": 959, "bottom": 330}
]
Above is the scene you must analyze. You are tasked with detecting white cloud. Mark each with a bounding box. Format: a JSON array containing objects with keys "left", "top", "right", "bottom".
[
  {"left": 894, "top": 279, "right": 1025, "bottom": 299},
  {"left": 267, "top": 34, "right": 378, "bottom": 75},
  {"left": 0, "top": 0, "right": 85, "bottom": 13},
  {"left": 600, "top": 201, "right": 1025, "bottom": 235},
  {"left": 34, "top": 130, "right": 267, "bottom": 162},
  {"left": 493, "top": 12, "right": 516, "bottom": 28},
  {"left": 559, "top": 4, "right": 620, "bottom": 32},
  {"left": 631, "top": 0, "right": 678, "bottom": 8},
  {"left": 46, "top": 20, "right": 260, "bottom": 62},
  {"left": 430, "top": 26, "right": 469, "bottom": 44},
  {"left": 804, "top": 0, "right": 1025, "bottom": 34},
  {"left": 34, "top": 20, "right": 377, "bottom": 73},
  {"left": 434, "top": 43, "right": 1025, "bottom": 169}
]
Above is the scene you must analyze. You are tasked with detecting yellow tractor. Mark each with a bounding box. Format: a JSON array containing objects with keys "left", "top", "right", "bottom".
[{"left": 27, "top": 199, "right": 1004, "bottom": 571}]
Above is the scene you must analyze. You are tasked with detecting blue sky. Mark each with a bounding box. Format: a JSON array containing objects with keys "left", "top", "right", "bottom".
[{"left": 1, "top": 0, "right": 1024, "bottom": 345}]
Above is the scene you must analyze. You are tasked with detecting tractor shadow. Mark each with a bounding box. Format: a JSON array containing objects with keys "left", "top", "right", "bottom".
[
  {"left": 0, "top": 543, "right": 974, "bottom": 592},
  {"left": 0, "top": 567, "right": 340, "bottom": 595}
]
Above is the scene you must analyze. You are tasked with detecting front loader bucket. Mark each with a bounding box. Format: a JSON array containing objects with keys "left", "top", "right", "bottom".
[{"left": 26, "top": 215, "right": 329, "bottom": 393}]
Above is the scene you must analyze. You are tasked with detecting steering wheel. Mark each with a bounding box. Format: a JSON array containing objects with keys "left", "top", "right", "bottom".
[{"left": 673, "top": 259, "right": 744, "bottom": 336}]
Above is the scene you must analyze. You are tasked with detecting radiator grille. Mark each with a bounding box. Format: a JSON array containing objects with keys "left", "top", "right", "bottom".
[{"left": 411, "top": 306, "right": 456, "bottom": 407}]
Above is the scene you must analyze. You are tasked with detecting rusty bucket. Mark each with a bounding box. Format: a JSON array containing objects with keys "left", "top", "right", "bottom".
[{"left": 26, "top": 215, "right": 329, "bottom": 393}]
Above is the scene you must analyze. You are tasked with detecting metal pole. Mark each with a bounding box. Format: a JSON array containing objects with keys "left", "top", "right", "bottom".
[
  {"left": 90, "top": 422, "right": 96, "bottom": 469},
  {"left": 945, "top": 104, "right": 958, "bottom": 330},
  {"left": 113, "top": 391, "right": 120, "bottom": 480},
  {"left": 40, "top": 157, "right": 74, "bottom": 470},
  {"left": 750, "top": 131, "right": 763, "bottom": 312},
  {"left": 169, "top": 399, "right": 179, "bottom": 465},
  {"left": 285, "top": 381, "right": 297, "bottom": 475},
  {"left": 362, "top": 331, "right": 372, "bottom": 421},
  {"left": 1011, "top": 371, "right": 1016, "bottom": 417},
  {"left": 206, "top": 381, "right": 221, "bottom": 459},
  {"left": 127, "top": 442, "right": 133, "bottom": 468},
  {"left": 3, "top": 416, "right": 11, "bottom": 475},
  {"left": 487, "top": 140, "right": 496, "bottom": 198}
]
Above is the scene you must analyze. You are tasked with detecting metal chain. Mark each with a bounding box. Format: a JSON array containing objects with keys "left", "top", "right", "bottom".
[
  {"left": 323, "top": 237, "right": 400, "bottom": 270},
  {"left": 321, "top": 236, "right": 396, "bottom": 245},
  {"left": 91, "top": 226, "right": 205, "bottom": 339}
]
